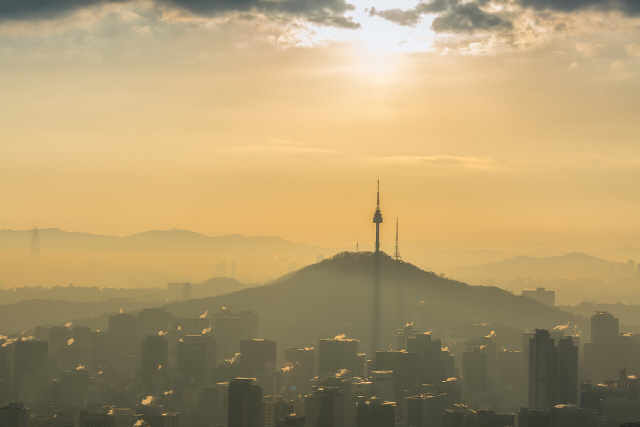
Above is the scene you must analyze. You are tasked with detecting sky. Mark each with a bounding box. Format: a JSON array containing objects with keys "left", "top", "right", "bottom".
[{"left": 1, "top": 0, "right": 640, "bottom": 254}]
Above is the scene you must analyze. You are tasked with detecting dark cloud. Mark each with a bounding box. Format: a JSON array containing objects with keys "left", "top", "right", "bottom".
[
  {"left": 0, "top": 0, "right": 114, "bottom": 21},
  {"left": 518, "top": 0, "right": 640, "bottom": 15},
  {"left": 370, "top": 0, "right": 511, "bottom": 34},
  {"left": 0, "top": 0, "right": 360, "bottom": 28},
  {"left": 367, "top": 6, "right": 422, "bottom": 27},
  {"left": 432, "top": 2, "right": 512, "bottom": 33},
  {"left": 370, "top": 0, "right": 639, "bottom": 34}
]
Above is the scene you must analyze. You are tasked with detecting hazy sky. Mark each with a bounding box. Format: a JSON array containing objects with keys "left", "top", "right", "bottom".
[{"left": 1, "top": 0, "right": 639, "bottom": 252}]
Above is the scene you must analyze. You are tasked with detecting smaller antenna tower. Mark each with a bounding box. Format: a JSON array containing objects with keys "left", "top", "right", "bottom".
[
  {"left": 393, "top": 217, "right": 402, "bottom": 261},
  {"left": 356, "top": 238, "right": 359, "bottom": 253}
]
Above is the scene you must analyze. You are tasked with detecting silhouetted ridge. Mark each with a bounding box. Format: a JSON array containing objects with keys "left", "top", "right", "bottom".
[
  {"left": 451, "top": 251, "right": 615, "bottom": 281},
  {"left": 159, "top": 251, "right": 585, "bottom": 351}
]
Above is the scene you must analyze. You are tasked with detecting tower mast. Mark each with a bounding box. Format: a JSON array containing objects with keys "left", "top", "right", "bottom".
[
  {"left": 393, "top": 218, "right": 402, "bottom": 261},
  {"left": 372, "top": 178, "right": 383, "bottom": 355}
]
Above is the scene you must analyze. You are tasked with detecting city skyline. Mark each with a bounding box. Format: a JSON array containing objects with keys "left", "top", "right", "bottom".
[{"left": 2, "top": 0, "right": 640, "bottom": 425}]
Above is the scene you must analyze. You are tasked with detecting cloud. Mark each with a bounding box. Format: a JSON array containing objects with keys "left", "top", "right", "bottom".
[
  {"left": 626, "top": 44, "right": 640, "bottom": 58},
  {"left": 370, "top": 0, "right": 511, "bottom": 34},
  {"left": 230, "top": 140, "right": 334, "bottom": 154},
  {"left": 368, "top": 6, "right": 423, "bottom": 27},
  {"left": 518, "top": 0, "right": 640, "bottom": 16},
  {"left": 575, "top": 42, "right": 605, "bottom": 57},
  {"left": 374, "top": 155, "right": 503, "bottom": 171},
  {"left": 0, "top": 0, "right": 112, "bottom": 21},
  {"left": 431, "top": 2, "right": 512, "bottom": 34},
  {"left": 611, "top": 60, "right": 625, "bottom": 69},
  {"left": 0, "top": 0, "right": 360, "bottom": 28}
]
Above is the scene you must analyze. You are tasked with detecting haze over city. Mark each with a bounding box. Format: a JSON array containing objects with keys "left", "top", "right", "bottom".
[{"left": 2, "top": 0, "right": 640, "bottom": 426}]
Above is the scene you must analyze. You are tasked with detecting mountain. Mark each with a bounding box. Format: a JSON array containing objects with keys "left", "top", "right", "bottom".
[
  {"left": 66, "top": 252, "right": 587, "bottom": 352},
  {"left": 0, "top": 228, "right": 334, "bottom": 287},
  {"left": 448, "top": 252, "right": 615, "bottom": 283},
  {"left": 0, "top": 228, "right": 322, "bottom": 253}
]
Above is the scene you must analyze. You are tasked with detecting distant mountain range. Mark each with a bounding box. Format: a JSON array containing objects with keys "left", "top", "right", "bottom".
[
  {"left": 0, "top": 228, "right": 323, "bottom": 253},
  {"left": 0, "top": 228, "right": 335, "bottom": 287},
  {"left": 448, "top": 252, "right": 617, "bottom": 283}
]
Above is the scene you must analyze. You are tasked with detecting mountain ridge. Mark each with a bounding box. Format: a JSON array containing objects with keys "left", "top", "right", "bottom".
[{"left": 449, "top": 251, "right": 616, "bottom": 282}]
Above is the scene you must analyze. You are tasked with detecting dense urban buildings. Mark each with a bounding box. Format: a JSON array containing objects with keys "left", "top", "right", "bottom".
[{"left": 2, "top": 194, "right": 640, "bottom": 427}]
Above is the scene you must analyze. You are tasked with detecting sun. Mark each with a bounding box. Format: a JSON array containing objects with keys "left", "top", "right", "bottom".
[{"left": 304, "top": 0, "right": 436, "bottom": 54}]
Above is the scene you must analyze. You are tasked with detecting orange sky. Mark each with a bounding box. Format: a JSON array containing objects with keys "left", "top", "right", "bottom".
[{"left": 1, "top": 0, "right": 640, "bottom": 254}]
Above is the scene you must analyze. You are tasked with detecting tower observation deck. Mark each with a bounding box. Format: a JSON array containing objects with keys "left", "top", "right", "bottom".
[{"left": 372, "top": 179, "right": 383, "bottom": 355}]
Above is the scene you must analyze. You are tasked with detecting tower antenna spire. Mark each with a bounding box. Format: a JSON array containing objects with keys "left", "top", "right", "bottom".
[
  {"left": 394, "top": 217, "right": 402, "bottom": 261},
  {"left": 372, "top": 178, "right": 384, "bottom": 356},
  {"left": 356, "top": 238, "right": 359, "bottom": 253}
]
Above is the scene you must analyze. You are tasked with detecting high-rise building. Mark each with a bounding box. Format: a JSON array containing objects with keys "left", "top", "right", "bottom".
[
  {"left": 138, "top": 308, "right": 172, "bottom": 337},
  {"left": 90, "top": 331, "right": 112, "bottom": 372},
  {"left": 58, "top": 368, "right": 90, "bottom": 409},
  {"left": 214, "top": 309, "right": 259, "bottom": 360},
  {"left": 49, "top": 326, "right": 73, "bottom": 355},
  {"left": 239, "top": 339, "right": 277, "bottom": 378},
  {"left": 556, "top": 337, "right": 578, "bottom": 405},
  {"left": 228, "top": 378, "right": 264, "bottom": 427},
  {"left": 0, "top": 346, "right": 11, "bottom": 404},
  {"left": 230, "top": 261, "right": 237, "bottom": 279},
  {"left": 30, "top": 226, "right": 40, "bottom": 264},
  {"left": 435, "top": 378, "right": 462, "bottom": 410},
  {"left": 396, "top": 324, "right": 419, "bottom": 351},
  {"left": 442, "top": 404, "right": 477, "bottom": 427},
  {"left": 461, "top": 347, "right": 488, "bottom": 403},
  {"left": 140, "top": 335, "right": 168, "bottom": 384},
  {"left": 78, "top": 411, "right": 115, "bottom": 427},
  {"left": 475, "top": 410, "right": 515, "bottom": 427},
  {"left": 239, "top": 339, "right": 277, "bottom": 394},
  {"left": 319, "top": 338, "right": 360, "bottom": 379},
  {"left": 591, "top": 312, "right": 619, "bottom": 342},
  {"left": 279, "top": 414, "right": 306, "bottom": 427},
  {"left": 0, "top": 402, "right": 29, "bottom": 427},
  {"left": 203, "top": 382, "right": 229, "bottom": 426},
  {"left": 215, "top": 261, "right": 228, "bottom": 277},
  {"left": 177, "top": 334, "right": 217, "bottom": 386},
  {"left": 370, "top": 371, "right": 394, "bottom": 403},
  {"left": 496, "top": 350, "right": 524, "bottom": 393},
  {"left": 517, "top": 407, "right": 550, "bottom": 427},
  {"left": 304, "top": 376, "right": 357, "bottom": 427},
  {"left": 583, "top": 334, "right": 640, "bottom": 383},
  {"left": 58, "top": 341, "right": 91, "bottom": 374},
  {"left": 550, "top": 404, "right": 598, "bottom": 427},
  {"left": 356, "top": 398, "right": 395, "bottom": 427},
  {"left": 263, "top": 396, "right": 294, "bottom": 427},
  {"left": 601, "top": 397, "right": 640, "bottom": 427},
  {"left": 529, "top": 329, "right": 558, "bottom": 410},
  {"left": 284, "top": 346, "right": 316, "bottom": 396},
  {"left": 11, "top": 340, "right": 48, "bottom": 404},
  {"left": 404, "top": 393, "right": 447, "bottom": 427},
  {"left": 466, "top": 336, "right": 497, "bottom": 370},
  {"left": 316, "top": 386, "right": 345, "bottom": 427},
  {"left": 441, "top": 350, "right": 455, "bottom": 380},
  {"left": 374, "top": 350, "right": 420, "bottom": 424},
  {"left": 522, "top": 331, "right": 535, "bottom": 393},
  {"left": 108, "top": 313, "right": 141, "bottom": 358},
  {"left": 406, "top": 333, "right": 442, "bottom": 384}
]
